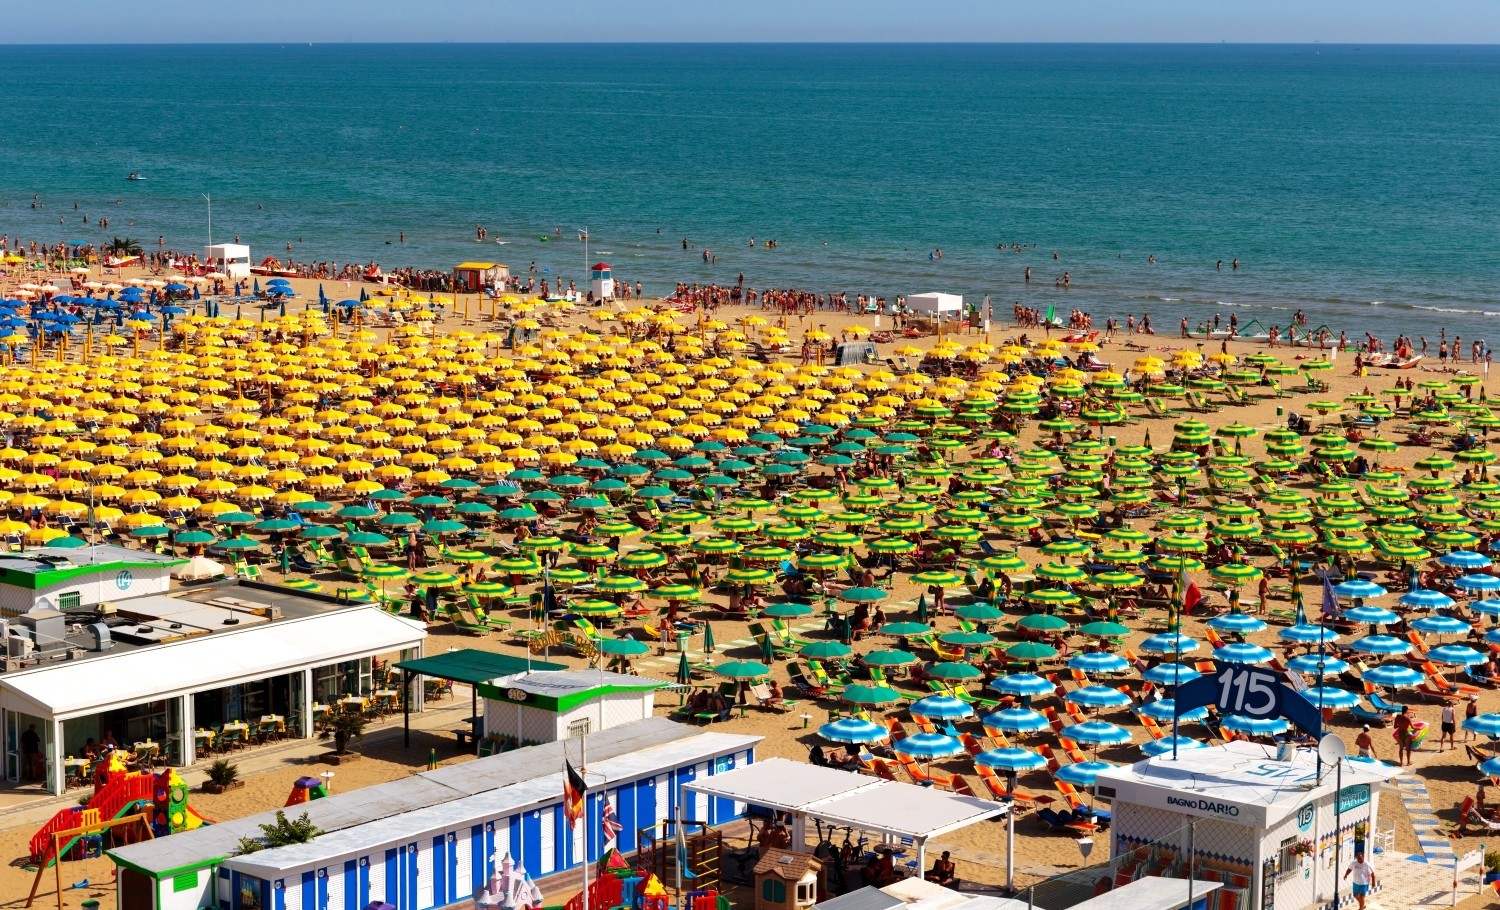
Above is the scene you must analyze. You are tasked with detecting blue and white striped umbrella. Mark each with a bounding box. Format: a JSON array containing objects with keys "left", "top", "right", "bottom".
[
  {"left": 1343, "top": 605, "right": 1400, "bottom": 624},
  {"left": 1463, "top": 713, "right": 1500, "bottom": 739},
  {"left": 1428, "top": 644, "right": 1487, "bottom": 666},
  {"left": 894, "top": 733, "right": 965, "bottom": 760},
  {"left": 1440, "top": 551, "right": 1493, "bottom": 569},
  {"left": 1456, "top": 574, "right": 1500, "bottom": 593},
  {"left": 909, "top": 695, "right": 975, "bottom": 720},
  {"left": 1056, "top": 761, "right": 1117, "bottom": 786},
  {"left": 1139, "top": 632, "right": 1201, "bottom": 655},
  {"left": 1223, "top": 715, "right": 1290, "bottom": 736},
  {"left": 1288, "top": 653, "right": 1351, "bottom": 675},
  {"left": 990, "top": 673, "right": 1056, "bottom": 696},
  {"left": 1069, "top": 721, "right": 1132, "bottom": 745},
  {"left": 1137, "top": 698, "right": 1210, "bottom": 723},
  {"left": 1279, "top": 624, "right": 1341, "bottom": 646},
  {"left": 1481, "top": 756, "right": 1500, "bottom": 778},
  {"left": 1214, "top": 642, "right": 1275, "bottom": 664},
  {"left": 1400, "top": 588, "right": 1457, "bottom": 610},
  {"left": 1349, "top": 635, "right": 1411, "bottom": 656},
  {"left": 983, "top": 708, "right": 1050, "bottom": 733},
  {"left": 1209, "top": 611, "right": 1268, "bottom": 634},
  {"left": 1486, "top": 628, "right": 1500, "bottom": 645},
  {"left": 1363, "top": 663, "right": 1425, "bottom": 688},
  {"left": 1143, "top": 663, "right": 1202, "bottom": 686},
  {"left": 1412, "top": 614, "right": 1473, "bottom": 636},
  {"left": 975, "top": 747, "right": 1047, "bottom": 772},
  {"left": 1142, "top": 736, "right": 1206, "bottom": 757},
  {"left": 819, "top": 718, "right": 891, "bottom": 744},
  {"left": 1334, "top": 579, "right": 1388, "bottom": 599},
  {"left": 1300, "top": 686, "right": 1360, "bottom": 709},
  {"left": 1472, "top": 599, "right": 1500, "bottom": 616},
  {"left": 1065, "top": 685, "right": 1132, "bottom": 709},
  {"left": 1069, "top": 652, "right": 1130, "bottom": 675}
]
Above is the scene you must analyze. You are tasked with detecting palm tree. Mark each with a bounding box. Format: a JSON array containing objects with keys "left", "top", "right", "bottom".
[{"left": 104, "top": 236, "right": 143, "bottom": 257}]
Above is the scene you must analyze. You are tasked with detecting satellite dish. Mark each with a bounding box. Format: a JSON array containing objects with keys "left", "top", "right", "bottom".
[{"left": 1318, "top": 733, "right": 1347, "bottom": 765}]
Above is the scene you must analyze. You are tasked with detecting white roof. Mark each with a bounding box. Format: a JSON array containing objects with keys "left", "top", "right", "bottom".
[
  {"left": 1095, "top": 741, "right": 1404, "bottom": 829},
  {"left": 492, "top": 669, "right": 668, "bottom": 696},
  {"left": 684, "top": 757, "right": 1002, "bottom": 841},
  {"left": 0, "top": 606, "right": 425, "bottom": 719},
  {"left": 223, "top": 727, "right": 758, "bottom": 878},
  {"left": 205, "top": 243, "right": 250, "bottom": 256},
  {"left": 906, "top": 293, "right": 962, "bottom": 312},
  {"left": 680, "top": 757, "right": 881, "bottom": 807}
]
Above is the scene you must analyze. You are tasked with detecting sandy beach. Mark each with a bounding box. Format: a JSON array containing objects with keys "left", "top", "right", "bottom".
[{"left": 0, "top": 256, "right": 1497, "bottom": 910}]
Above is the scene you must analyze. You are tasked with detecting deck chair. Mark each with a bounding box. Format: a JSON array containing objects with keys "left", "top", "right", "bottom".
[
  {"left": 901, "top": 757, "right": 954, "bottom": 789},
  {"left": 750, "top": 683, "right": 787, "bottom": 712}
]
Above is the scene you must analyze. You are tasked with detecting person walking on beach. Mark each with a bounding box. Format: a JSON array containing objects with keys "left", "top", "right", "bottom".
[
  {"left": 1344, "top": 851, "right": 1376, "bottom": 910},
  {"left": 1394, "top": 706, "right": 1414, "bottom": 765},
  {"left": 1441, "top": 701, "right": 1457, "bottom": 751}
]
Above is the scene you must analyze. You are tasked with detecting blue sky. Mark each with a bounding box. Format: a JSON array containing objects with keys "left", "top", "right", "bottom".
[{"left": 6, "top": 0, "right": 1499, "bottom": 44}]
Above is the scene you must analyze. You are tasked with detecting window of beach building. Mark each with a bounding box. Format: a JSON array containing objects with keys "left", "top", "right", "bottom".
[
  {"left": 314, "top": 657, "right": 373, "bottom": 705},
  {"left": 64, "top": 698, "right": 183, "bottom": 766},
  {"left": 5, "top": 710, "right": 53, "bottom": 784},
  {"left": 192, "top": 672, "right": 306, "bottom": 740}
]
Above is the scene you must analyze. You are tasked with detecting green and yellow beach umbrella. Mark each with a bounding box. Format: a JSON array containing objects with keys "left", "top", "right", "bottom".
[
  {"left": 978, "top": 553, "right": 1029, "bottom": 573},
  {"left": 1035, "top": 561, "right": 1089, "bottom": 583},
  {"left": 762, "top": 523, "right": 812, "bottom": 541},
  {"left": 641, "top": 529, "right": 693, "bottom": 547},
  {"left": 618, "top": 549, "right": 669, "bottom": 570}
]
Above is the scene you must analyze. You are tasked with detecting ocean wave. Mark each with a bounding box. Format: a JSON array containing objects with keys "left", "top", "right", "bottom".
[{"left": 1410, "top": 305, "right": 1496, "bottom": 316}]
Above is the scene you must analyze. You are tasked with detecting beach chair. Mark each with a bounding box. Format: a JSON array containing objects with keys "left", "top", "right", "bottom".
[
  {"left": 442, "top": 602, "right": 490, "bottom": 636},
  {"left": 1144, "top": 398, "right": 1179, "bottom": 419},
  {"left": 750, "top": 683, "right": 787, "bottom": 712},
  {"left": 871, "top": 759, "right": 902, "bottom": 782},
  {"left": 1041, "top": 705, "right": 1067, "bottom": 735},
  {"left": 900, "top": 757, "right": 954, "bottom": 789}
]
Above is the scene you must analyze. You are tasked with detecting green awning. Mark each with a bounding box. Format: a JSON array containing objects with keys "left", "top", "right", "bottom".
[{"left": 393, "top": 649, "right": 564, "bottom": 685}]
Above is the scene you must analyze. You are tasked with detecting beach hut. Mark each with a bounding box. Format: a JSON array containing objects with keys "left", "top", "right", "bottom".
[
  {"left": 453, "top": 262, "right": 509, "bottom": 294},
  {"left": 1095, "top": 741, "right": 1404, "bottom": 910},
  {"left": 107, "top": 718, "right": 759, "bottom": 910},
  {"left": 0, "top": 545, "right": 183, "bottom": 618},
  {"left": 205, "top": 243, "right": 252, "bottom": 279},
  {"left": 590, "top": 263, "right": 615, "bottom": 300},
  {"left": 478, "top": 669, "right": 669, "bottom": 747},
  {"left": 905, "top": 293, "right": 962, "bottom": 320}
]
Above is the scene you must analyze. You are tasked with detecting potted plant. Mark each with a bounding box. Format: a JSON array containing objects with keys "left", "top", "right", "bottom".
[
  {"left": 203, "top": 759, "right": 243, "bottom": 794},
  {"left": 319, "top": 711, "right": 366, "bottom": 764},
  {"left": 1484, "top": 850, "right": 1500, "bottom": 885},
  {"left": 234, "top": 811, "right": 322, "bottom": 855},
  {"left": 1289, "top": 839, "right": 1314, "bottom": 860}
]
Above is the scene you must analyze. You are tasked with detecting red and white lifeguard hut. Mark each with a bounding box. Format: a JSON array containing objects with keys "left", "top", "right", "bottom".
[{"left": 590, "top": 262, "right": 615, "bottom": 300}]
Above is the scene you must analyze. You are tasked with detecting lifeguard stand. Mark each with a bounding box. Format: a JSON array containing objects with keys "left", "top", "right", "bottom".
[{"left": 590, "top": 263, "right": 615, "bottom": 300}]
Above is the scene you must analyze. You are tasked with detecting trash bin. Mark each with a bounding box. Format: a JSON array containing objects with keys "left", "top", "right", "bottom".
[
  {"left": 676, "top": 632, "right": 690, "bottom": 653},
  {"left": 366, "top": 903, "right": 396, "bottom": 910}
]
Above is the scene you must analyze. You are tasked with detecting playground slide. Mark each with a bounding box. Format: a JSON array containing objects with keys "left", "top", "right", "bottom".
[{"left": 179, "top": 807, "right": 212, "bottom": 830}]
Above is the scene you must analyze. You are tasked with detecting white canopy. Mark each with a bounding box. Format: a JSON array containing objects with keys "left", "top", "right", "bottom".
[
  {"left": 683, "top": 758, "right": 1002, "bottom": 867},
  {"left": 906, "top": 292, "right": 962, "bottom": 315},
  {"left": 205, "top": 243, "right": 251, "bottom": 278},
  {"left": 0, "top": 606, "right": 424, "bottom": 720}
]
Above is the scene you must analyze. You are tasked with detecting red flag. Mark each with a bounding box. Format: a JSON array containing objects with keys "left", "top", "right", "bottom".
[
  {"left": 563, "top": 759, "right": 586, "bottom": 828},
  {"left": 1183, "top": 581, "right": 1203, "bottom": 614}
]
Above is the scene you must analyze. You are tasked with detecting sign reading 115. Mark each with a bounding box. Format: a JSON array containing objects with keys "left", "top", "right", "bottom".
[{"left": 1217, "top": 666, "right": 1280, "bottom": 717}]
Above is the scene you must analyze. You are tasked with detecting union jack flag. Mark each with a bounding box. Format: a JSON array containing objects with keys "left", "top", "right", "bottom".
[{"left": 601, "top": 795, "right": 623, "bottom": 846}]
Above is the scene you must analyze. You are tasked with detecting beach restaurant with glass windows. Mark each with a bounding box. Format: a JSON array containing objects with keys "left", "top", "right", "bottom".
[{"left": 0, "top": 597, "right": 425, "bottom": 795}]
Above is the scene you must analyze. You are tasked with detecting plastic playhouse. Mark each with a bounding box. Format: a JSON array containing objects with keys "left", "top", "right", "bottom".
[
  {"left": 29, "top": 751, "right": 211, "bottom": 868},
  {"left": 284, "top": 775, "right": 330, "bottom": 806}
]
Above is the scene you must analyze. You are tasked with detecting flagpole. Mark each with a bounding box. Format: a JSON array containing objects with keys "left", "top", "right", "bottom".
[{"left": 577, "top": 739, "right": 589, "bottom": 910}]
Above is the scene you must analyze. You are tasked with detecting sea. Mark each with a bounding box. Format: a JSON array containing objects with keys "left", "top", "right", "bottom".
[{"left": 1, "top": 43, "right": 1498, "bottom": 342}]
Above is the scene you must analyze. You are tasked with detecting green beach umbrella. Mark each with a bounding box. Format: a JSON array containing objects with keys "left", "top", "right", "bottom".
[
  {"left": 842, "top": 684, "right": 903, "bottom": 706},
  {"left": 716, "top": 660, "right": 772, "bottom": 679},
  {"left": 412, "top": 570, "right": 459, "bottom": 587}
]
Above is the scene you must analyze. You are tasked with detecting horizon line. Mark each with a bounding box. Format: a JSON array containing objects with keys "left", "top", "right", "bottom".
[{"left": 2, "top": 40, "right": 1498, "bottom": 47}]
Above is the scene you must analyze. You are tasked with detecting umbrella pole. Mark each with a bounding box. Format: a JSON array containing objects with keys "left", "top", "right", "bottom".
[{"left": 1005, "top": 770, "right": 1017, "bottom": 893}]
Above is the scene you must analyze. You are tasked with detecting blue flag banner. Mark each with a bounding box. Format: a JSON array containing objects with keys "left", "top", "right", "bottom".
[{"left": 1174, "top": 661, "right": 1322, "bottom": 739}]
